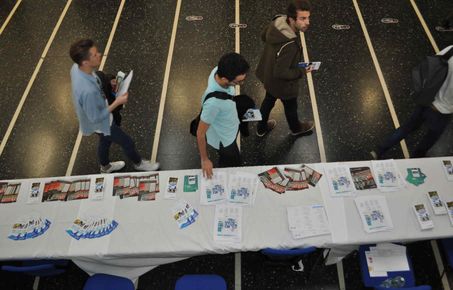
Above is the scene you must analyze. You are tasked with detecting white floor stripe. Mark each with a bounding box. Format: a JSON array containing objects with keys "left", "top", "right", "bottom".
[
  {"left": 234, "top": 2, "right": 242, "bottom": 289},
  {"left": 65, "top": 0, "right": 126, "bottom": 176},
  {"left": 352, "top": 0, "right": 410, "bottom": 159},
  {"left": 0, "top": 0, "right": 22, "bottom": 36},
  {"left": 336, "top": 261, "right": 346, "bottom": 290},
  {"left": 150, "top": 0, "right": 182, "bottom": 163},
  {"left": 0, "top": 0, "right": 73, "bottom": 157},
  {"left": 299, "top": 32, "right": 326, "bottom": 163},
  {"left": 409, "top": 0, "right": 439, "bottom": 53},
  {"left": 431, "top": 240, "right": 450, "bottom": 290},
  {"left": 32, "top": 276, "right": 39, "bottom": 290},
  {"left": 235, "top": 252, "right": 242, "bottom": 290}
]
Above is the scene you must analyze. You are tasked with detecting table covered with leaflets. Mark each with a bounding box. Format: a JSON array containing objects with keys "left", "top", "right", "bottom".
[{"left": 0, "top": 157, "right": 452, "bottom": 280}]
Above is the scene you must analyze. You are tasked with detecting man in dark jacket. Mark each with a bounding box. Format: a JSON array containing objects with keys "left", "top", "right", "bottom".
[{"left": 256, "top": 0, "right": 314, "bottom": 137}]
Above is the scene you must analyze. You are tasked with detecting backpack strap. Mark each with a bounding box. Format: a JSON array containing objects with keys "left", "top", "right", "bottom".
[
  {"left": 202, "top": 91, "right": 233, "bottom": 104},
  {"left": 441, "top": 46, "right": 453, "bottom": 61},
  {"left": 276, "top": 40, "right": 296, "bottom": 57}
]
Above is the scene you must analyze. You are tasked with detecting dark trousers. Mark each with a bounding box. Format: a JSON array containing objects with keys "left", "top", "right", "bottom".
[
  {"left": 258, "top": 92, "right": 300, "bottom": 132},
  {"left": 218, "top": 140, "right": 241, "bottom": 168},
  {"left": 97, "top": 123, "right": 142, "bottom": 166},
  {"left": 377, "top": 105, "right": 451, "bottom": 158}
]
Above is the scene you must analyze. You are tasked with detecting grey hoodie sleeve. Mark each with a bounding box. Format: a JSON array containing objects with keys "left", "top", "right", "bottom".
[{"left": 273, "top": 42, "right": 303, "bottom": 81}]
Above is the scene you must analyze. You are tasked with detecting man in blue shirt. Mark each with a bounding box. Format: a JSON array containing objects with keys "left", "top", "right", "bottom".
[
  {"left": 197, "top": 53, "right": 250, "bottom": 178},
  {"left": 70, "top": 39, "right": 159, "bottom": 173}
]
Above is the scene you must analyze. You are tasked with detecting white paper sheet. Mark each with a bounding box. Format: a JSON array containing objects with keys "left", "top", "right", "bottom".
[
  {"left": 354, "top": 195, "right": 394, "bottom": 233},
  {"left": 324, "top": 164, "right": 355, "bottom": 197},
  {"left": 371, "top": 160, "right": 405, "bottom": 192},
  {"left": 200, "top": 172, "right": 228, "bottom": 205},
  {"left": 213, "top": 204, "right": 242, "bottom": 243},
  {"left": 287, "top": 205, "right": 330, "bottom": 239},
  {"left": 227, "top": 172, "right": 257, "bottom": 205},
  {"left": 117, "top": 70, "right": 133, "bottom": 96}
]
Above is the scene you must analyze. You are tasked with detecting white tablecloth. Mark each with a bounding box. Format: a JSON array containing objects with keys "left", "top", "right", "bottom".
[{"left": 1, "top": 157, "right": 452, "bottom": 280}]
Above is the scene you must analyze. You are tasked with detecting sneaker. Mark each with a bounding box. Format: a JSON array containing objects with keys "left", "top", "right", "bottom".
[
  {"left": 100, "top": 161, "right": 125, "bottom": 173},
  {"left": 370, "top": 150, "right": 379, "bottom": 160},
  {"left": 291, "top": 121, "right": 314, "bottom": 136},
  {"left": 134, "top": 160, "right": 160, "bottom": 171},
  {"left": 256, "top": 119, "right": 277, "bottom": 137}
]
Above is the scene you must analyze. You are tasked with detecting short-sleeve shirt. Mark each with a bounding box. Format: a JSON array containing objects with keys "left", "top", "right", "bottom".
[
  {"left": 200, "top": 67, "right": 239, "bottom": 149},
  {"left": 433, "top": 45, "right": 453, "bottom": 114}
]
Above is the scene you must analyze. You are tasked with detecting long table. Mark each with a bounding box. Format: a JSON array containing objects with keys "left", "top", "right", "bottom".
[{"left": 0, "top": 157, "right": 452, "bottom": 280}]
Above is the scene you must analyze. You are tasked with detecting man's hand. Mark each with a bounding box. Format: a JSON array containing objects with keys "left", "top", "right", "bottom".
[
  {"left": 304, "top": 66, "right": 313, "bottom": 74},
  {"left": 115, "top": 92, "right": 128, "bottom": 105},
  {"left": 201, "top": 159, "right": 213, "bottom": 179}
]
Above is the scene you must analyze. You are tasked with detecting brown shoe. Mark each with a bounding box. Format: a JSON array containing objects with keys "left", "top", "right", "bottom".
[
  {"left": 291, "top": 121, "right": 314, "bottom": 136},
  {"left": 256, "top": 119, "right": 277, "bottom": 137}
]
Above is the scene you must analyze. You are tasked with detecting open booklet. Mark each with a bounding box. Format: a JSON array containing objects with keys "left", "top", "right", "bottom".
[{"left": 116, "top": 70, "right": 133, "bottom": 96}]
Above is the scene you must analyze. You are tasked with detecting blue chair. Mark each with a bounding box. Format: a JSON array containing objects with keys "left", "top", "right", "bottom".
[
  {"left": 175, "top": 274, "right": 227, "bottom": 290},
  {"left": 440, "top": 238, "right": 453, "bottom": 270},
  {"left": 83, "top": 273, "right": 134, "bottom": 290},
  {"left": 374, "top": 286, "right": 431, "bottom": 290},
  {"left": 1, "top": 260, "right": 68, "bottom": 277},
  {"left": 359, "top": 245, "right": 416, "bottom": 288}
]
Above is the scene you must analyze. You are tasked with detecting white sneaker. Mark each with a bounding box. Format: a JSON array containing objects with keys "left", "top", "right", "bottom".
[
  {"left": 134, "top": 160, "right": 160, "bottom": 171},
  {"left": 100, "top": 161, "right": 125, "bottom": 173}
]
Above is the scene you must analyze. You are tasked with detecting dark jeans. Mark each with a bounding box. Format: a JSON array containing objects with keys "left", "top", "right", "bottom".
[
  {"left": 377, "top": 105, "right": 451, "bottom": 158},
  {"left": 258, "top": 92, "right": 300, "bottom": 132},
  {"left": 218, "top": 140, "right": 241, "bottom": 168},
  {"left": 97, "top": 123, "right": 142, "bottom": 166}
]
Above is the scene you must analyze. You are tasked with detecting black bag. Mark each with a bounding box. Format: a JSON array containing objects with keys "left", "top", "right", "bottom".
[
  {"left": 95, "top": 71, "right": 123, "bottom": 126},
  {"left": 412, "top": 47, "right": 453, "bottom": 106},
  {"left": 189, "top": 91, "right": 233, "bottom": 136}
]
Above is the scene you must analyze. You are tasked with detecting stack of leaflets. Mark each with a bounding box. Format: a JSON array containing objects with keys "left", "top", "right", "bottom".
[
  {"left": 184, "top": 175, "right": 198, "bottom": 192},
  {"left": 242, "top": 109, "right": 262, "bottom": 122},
  {"left": 113, "top": 174, "right": 159, "bottom": 201},
  {"left": 412, "top": 203, "right": 434, "bottom": 230},
  {"left": 371, "top": 160, "right": 405, "bottom": 192},
  {"left": 427, "top": 191, "right": 446, "bottom": 215},
  {"left": 8, "top": 216, "right": 51, "bottom": 241},
  {"left": 213, "top": 204, "right": 242, "bottom": 243},
  {"left": 66, "top": 217, "right": 118, "bottom": 240},
  {"left": 228, "top": 172, "right": 258, "bottom": 205},
  {"left": 258, "top": 165, "right": 322, "bottom": 194},
  {"left": 287, "top": 205, "right": 330, "bottom": 239},
  {"left": 172, "top": 200, "right": 199, "bottom": 229},
  {"left": 441, "top": 160, "right": 453, "bottom": 181},
  {"left": 200, "top": 172, "right": 228, "bottom": 204},
  {"left": 42, "top": 179, "right": 90, "bottom": 202},
  {"left": 324, "top": 164, "right": 355, "bottom": 197},
  {"left": 355, "top": 195, "right": 394, "bottom": 233},
  {"left": 349, "top": 167, "right": 377, "bottom": 190},
  {"left": 164, "top": 177, "right": 179, "bottom": 199},
  {"left": 0, "top": 182, "right": 20, "bottom": 203},
  {"left": 446, "top": 200, "right": 453, "bottom": 226},
  {"left": 406, "top": 168, "right": 426, "bottom": 186},
  {"left": 365, "top": 243, "right": 409, "bottom": 277}
]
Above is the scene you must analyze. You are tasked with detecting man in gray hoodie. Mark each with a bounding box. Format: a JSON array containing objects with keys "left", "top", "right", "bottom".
[{"left": 256, "top": 0, "right": 314, "bottom": 137}]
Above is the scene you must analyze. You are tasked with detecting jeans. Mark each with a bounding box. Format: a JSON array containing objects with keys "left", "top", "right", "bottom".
[
  {"left": 218, "top": 141, "right": 241, "bottom": 168},
  {"left": 97, "top": 123, "right": 142, "bottom": 166},
  {"left": 377, "top": 105, "right": 451, "bottom": 158},
  {"left": 258, "top": 92, "right": 300, "bottom": 132}
]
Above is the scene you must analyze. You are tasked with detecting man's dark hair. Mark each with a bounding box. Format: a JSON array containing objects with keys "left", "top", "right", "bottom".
[
  {"left": 287, "top": 0, "right": 311, "bottom": 21},
  {"left": 69, "top": 39, "right": 95, "bottom": 66},
  {"left": 217, "top": 52, "right": 250, "bottom": 81}
]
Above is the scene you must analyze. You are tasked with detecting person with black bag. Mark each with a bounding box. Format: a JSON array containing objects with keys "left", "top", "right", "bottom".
[
  {"left": 70, "top": 39, "right": 159, "bottom": 173},
  {"left": 196, "top": 53, "right": 250, "bottom": 178},
  {"left": 370, "top": 45, "right": 453, "bottom": 159}
]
